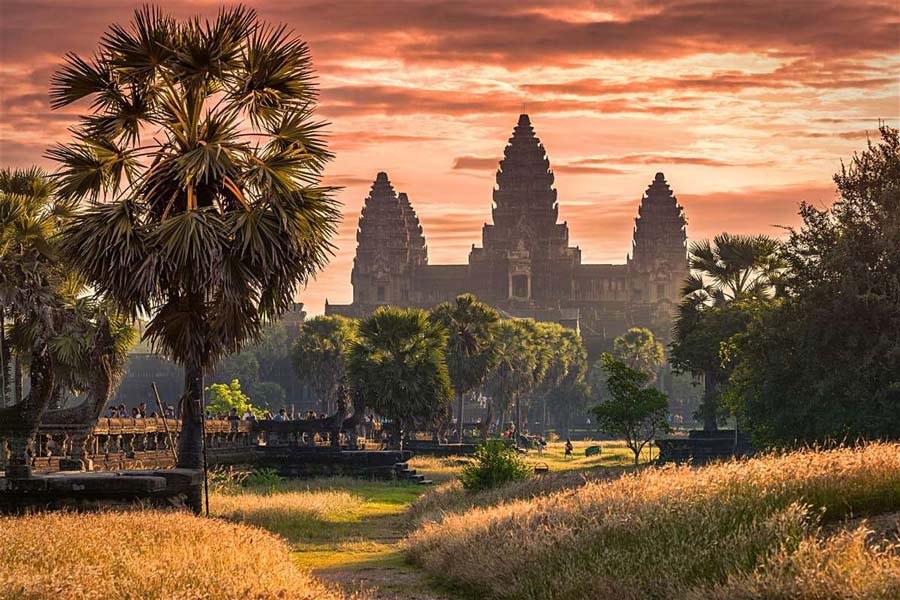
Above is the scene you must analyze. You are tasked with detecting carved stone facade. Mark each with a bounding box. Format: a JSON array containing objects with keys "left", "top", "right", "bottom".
[{"left": 326, "top": 114, "right": 688, "bottom": 354}]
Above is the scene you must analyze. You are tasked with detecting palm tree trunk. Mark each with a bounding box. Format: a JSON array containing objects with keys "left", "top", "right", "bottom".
[
  {"left": 13, "top": 354, "right": 23, "bottom": 405},
  {"left": 701, "top": 372, "right": 719, "bottom": 432},
  {"left": 1, "top": 309, "right": 6, "bottom": 408},
  {"left": 514, "top": 395, "right": 521, "bottom": 447},
  {"left": 455, "top": 391, "right": 464, "bottom": 443},
  {"left": 177, "top": 361, "right": 205, "bottom": 509},
  {"left": 541, "top": 395, "right": 547, "bottom": 436}
]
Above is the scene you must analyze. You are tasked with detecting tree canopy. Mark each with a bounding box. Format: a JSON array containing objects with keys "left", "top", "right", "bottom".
[
  {"left": 592, "top": 354, "right": 670, "bottom": 466},
  {"left": 671, "top": 233, "right": 783, "bottom": 431},
  {"left": 48, "top": 6, "right": 339, "bottom": 476},
  {"left": 292, "top": 314, "right": 357, "bottom": 414},
  {"left": 725, "top": 126, "right": 900, "bottom": 445},
  {"left": 347, "top": 306, "right": 452, "bottom": 446},
  {"left": 430, "top": 294, "right": 500, "bottom": 441}
]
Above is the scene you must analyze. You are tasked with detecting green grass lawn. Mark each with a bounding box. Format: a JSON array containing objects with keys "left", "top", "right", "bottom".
[{"left": 212, "top": 441, "right": 635, "bottom": 599}]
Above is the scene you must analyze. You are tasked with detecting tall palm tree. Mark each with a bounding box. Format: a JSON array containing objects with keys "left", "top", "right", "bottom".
[
  {"left": 50, "top": 7, "right": 339, "bottom": 489},
  {"left": 347, "top": 307, "right": 452, "bottom": 449},
  {"left": 673, "top": 233, "right": 784, "bottom": 431},
  {"left": 483, "top": 319, "right": 537, "bottom": 441},
  {"left": 430, "top": 294, "right": 500, "bottom": 442},
  {"left": 0, "top": 167, "right": 74, "bottom": 477},
  {"left": 291, "top": 315, "right": 357, "bottom": 415}
]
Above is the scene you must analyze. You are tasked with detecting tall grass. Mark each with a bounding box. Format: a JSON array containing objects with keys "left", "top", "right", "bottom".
[
  {"left": 406, "top": 443, "right": 900, "bottom": 599},
  {"left": 0, "top": 511, "right": 350, "bottom": 600}
]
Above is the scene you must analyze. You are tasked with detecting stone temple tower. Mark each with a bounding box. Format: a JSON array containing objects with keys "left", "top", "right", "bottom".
[
  {"left": 349, "top": 172, "right": 427, "bottom": 309},
  {"left": 628, "top": 172, "right": 689, "bottom": 340},
  {"left": 469, "top": 114, "right": 580, "bottom": 306}
]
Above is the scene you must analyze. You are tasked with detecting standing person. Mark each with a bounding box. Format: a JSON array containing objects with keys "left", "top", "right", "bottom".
[
  {"left": 227, "top": 408, "right": 240, "bottom": 422},
  {"left": 564, "top": 438, "right": 574, "bottom": 458},
  {"left": 536, "top": 435, "right": 546, "bottom": 457},
  {"left": 138, "top": 402, "right": 148, "bottom": 418},
  {"left": 274, "top": 408, "right": 287, "bottom": 422}
]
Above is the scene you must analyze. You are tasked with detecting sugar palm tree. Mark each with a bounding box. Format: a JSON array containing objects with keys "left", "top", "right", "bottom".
[
  {"left": 672, "top": 233, "right": 784, "bottom": 431},
  {"left": 430, "top": 294, "right": 500, "bottom": 442},
  {"left": 483, "top": 319, "right": 537, "bottom": 441},
  {"left": 347, "top": 307, "right": 452, "bottom": 449},
  {"left": 292, "top": 315, "right": 358, "bottom": 415},
  {"left": 50, "top": 6, "right": 339, "bottom": 486}
]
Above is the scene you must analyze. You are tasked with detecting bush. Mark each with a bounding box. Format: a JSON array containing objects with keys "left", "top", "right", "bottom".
[{"left": 459, "top": 439, "right": 530, "bottom": 492}]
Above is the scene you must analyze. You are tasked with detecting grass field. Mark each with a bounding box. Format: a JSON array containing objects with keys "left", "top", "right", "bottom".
[
  {"left": 406, "top": 443, "right": 900, "bottom": 600},
  {"left": 0, "top": 511, "right": 348, "bottom": 600},
  {"left": 4, "top": 441, "right": 896, "bottom": 599}
]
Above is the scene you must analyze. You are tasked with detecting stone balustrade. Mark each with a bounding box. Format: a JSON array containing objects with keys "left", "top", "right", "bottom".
[{"left": 0, "top": 417, "right": 360, "bottom": 474}]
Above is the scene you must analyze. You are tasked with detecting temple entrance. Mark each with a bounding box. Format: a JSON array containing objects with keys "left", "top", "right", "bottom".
[{"left": 510, "top": 273, "right": 530, "bottom": 300}]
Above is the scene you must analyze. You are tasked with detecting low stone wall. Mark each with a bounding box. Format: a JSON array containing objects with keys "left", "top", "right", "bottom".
[
  {"left": 656, "top": 430, "right": 753, "bottom": 465},
  {"left": 0, "top": 468, "right": 202, "bottom": 514}
]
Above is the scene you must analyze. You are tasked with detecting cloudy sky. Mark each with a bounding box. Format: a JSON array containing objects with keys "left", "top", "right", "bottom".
[{"left": 1, "top": 0, "right": 898, "bottom": 313}]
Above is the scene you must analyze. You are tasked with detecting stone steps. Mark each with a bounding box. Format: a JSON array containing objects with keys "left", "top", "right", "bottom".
[{"left": 395, "top": 462, "right": 432, "bottom": 485}]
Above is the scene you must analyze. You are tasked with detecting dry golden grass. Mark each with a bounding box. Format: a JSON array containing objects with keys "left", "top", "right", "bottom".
[
  {"left": 690, "top": 526, "right": 900, "bottom": 600},
  {"left": 0, "top": 510, "right": 351, "bottom": 600},
  {"left": 211, "top": 485, "right": 362, "bottom": 540},
  {"left": 407, "top": 467, "right": 626, "bottom": 529},
  {"left": 406, "top": 443, "right": 900, "bottom": 600}
]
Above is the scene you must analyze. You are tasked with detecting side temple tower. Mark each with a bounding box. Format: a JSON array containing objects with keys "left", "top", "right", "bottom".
[{"left": 327, "top": 115, "right": 689, "bottom": 355}]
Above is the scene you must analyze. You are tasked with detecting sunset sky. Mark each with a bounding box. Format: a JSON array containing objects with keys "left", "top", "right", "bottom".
[{"left": 1, "top": 0, "right": 898, "bottom": 313}]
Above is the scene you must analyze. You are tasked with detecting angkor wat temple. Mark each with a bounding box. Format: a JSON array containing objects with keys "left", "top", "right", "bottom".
[{"left": 326, "top": 115, "right": 688, "bottom": 354}]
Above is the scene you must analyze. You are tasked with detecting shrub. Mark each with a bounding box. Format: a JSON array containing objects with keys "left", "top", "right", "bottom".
[{"left": 459, "top": 439, "right": 531, "bottom": 492}]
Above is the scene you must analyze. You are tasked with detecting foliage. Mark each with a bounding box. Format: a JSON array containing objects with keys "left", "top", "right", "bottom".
[
  {"left": 482, "top": 319, "right": 537, "bottom": 431},
  {"left": 0, "top": 167, "right": 136, "bottom": 409},
  {"left": 612, "top": 327, "right": 664, "bottom": 382},
  {"left": 671, "top": 233, "right": 783, "bottom": 430},
  {"left": 725, "top": 126, "right": 900, "bottom": 446},
  {"left": 292, "top": 314, "right": 357, "bottom": 413},
  {"left": 407, "top": 443, "right": 900, "bottom": 600},
  {"left": 48, "top": 7, "right": 337, "bottom": 473},
  {"left": 459, "top": 439, "right": 531, "bottom": 492},
  {"left": 347, "top": 306, "right": 452, "bottom": 443},
  {"left": 543, "top": 326, "right": 590, "bottom": 435},
  {"left": 430, "top": 294, "right": 499, "bottom": 439},
  {"left": 205, "top": 378, "right": 262, "bottom": 418},
  {"left": 592, "top": 353, "right": 670, "bottom": 466}
]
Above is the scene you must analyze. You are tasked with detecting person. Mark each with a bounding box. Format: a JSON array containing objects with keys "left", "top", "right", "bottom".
[
  {"left": 564, "top": 438, "right": 574, "bottom": 458},
  {"left": 138, "top": 402, "right": 148, "bottom": 418},
  {"left": 164, "top": 405, "right": 175, "bottom": 418},
  {"left": 536, "top": 435, "right": 546, "bottom": 457},
  {"left": 117, "top": 404, "right": 128, "bottom": 418},
  {"left": 274, "top": 408, "right": 288, "bottom": 422},
  {"left": 131, "top": 407, "right": 141, "bottom": 419},
  {"left": 227, "top": 408, "right": 240, "bottom": 422},
  {"left": 243, "top": 409, "right": 256, "bottom": 421},
  {"left": 263, "top": 410, "right": 273, "bottom": 420}
]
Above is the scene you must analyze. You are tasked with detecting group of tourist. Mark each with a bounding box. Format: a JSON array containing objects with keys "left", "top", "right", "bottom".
[{"left": 105, "top": 402, "right": 176, "bottom": 419}]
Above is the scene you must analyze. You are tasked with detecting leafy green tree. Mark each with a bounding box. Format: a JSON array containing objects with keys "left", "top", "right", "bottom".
[
  {"left": 544, "top": 327, "right": 589, "bottom": 438},
  {"left": 430, "top": 294, "right": 500, "bottom": 442},
  {"left": 205, "top": 379, "right": 261, "bottom": 418},
  {"left": 592, "top": 354, "right": 670, "bottom": 466},
  {"left": 672, "top": 234, "right": 783, "bottom": 431},
  {"left": 726, "top": 126, "right": 900, "bottom": 446},
  {"left": 482, "top": 320, "right": 534, "bottom": 438},
  {"left": 613, "top": 328, "right": 664, "bottom": 383},
  {"left": 347, "top": 307, "right": 452, "bottom": 448},
  {"left": 292, "top": 315, "right": 357, "bottom": 414},
  {"left": 51, "top": 7, "right": 339, "bottom": 485}
]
